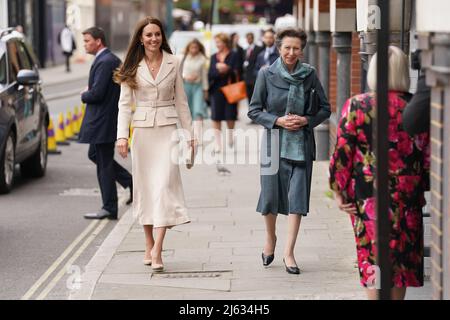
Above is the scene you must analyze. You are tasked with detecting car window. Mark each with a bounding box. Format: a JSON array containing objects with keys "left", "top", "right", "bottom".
[
  {"left": 0, "top": 46, "right": 6, "bottom": 84},
  {"left": 17, "top": 42, "right": 33, "bottom": 70},
  {"left": 7, "top": 41, "right": 20, "bottom": 83}
]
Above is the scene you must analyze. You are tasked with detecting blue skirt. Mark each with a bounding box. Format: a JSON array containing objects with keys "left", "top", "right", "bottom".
[
  {"left": 257, "top": 159, "right": 313, "bottom": 216},
  {"left": 184, "top": 82, "right": 208, "bottom": 120}
]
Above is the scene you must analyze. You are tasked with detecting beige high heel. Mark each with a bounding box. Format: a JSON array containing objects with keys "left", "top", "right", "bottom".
[
  {"left": 143, "top": 259, "right": 152, "bottom": 266},
  {"left": 151, "top": 263, "right": 164, "bottom": 272}
]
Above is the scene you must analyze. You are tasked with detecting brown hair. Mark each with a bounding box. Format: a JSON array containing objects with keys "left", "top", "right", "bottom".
[
  {"left": 183, "top": 38, "right": 206, "bottom": 61},
  {"left": 214, "top": 33, "right": 231, "bottom": 50},
  {"left": 114, "top": 17, "right": 172, "bottom": 89},
  {"left": 275, "top": 28, "right": 308, "bottom": 50},
  {"left": 82, "top": 26, "right": 107, "bottom": 46}
]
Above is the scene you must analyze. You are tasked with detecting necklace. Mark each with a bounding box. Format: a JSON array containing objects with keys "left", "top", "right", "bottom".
[{"left": 145, "top": 54, "right": 162, "bottom": 73}]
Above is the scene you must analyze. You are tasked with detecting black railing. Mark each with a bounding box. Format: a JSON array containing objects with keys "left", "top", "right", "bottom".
[{"left": 375, "top": 0, "right": 391, "bottom": 300}]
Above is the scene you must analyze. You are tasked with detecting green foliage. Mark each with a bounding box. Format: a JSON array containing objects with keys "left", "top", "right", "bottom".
[{"left": 175, "top": 0, "right": 245, "bottom": 19}]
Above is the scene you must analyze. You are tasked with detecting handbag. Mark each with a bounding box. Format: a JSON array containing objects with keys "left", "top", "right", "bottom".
[
  {"left": 186, "top": 144, "right": 196, "bottom": 169},
  {"left": 220, "top": 76, "right": 247, "bottom": 104},
  {"left": 306, "top": 87, "right": 319, "bottom": 116},
  {"left": 305, "top": 76, "right": 319, "bottom": 116}
]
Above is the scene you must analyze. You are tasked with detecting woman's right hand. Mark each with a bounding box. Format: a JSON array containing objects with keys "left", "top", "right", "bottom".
[
  {"left": 116, "top": 138, "right": 129, "bottom": 159},
  {"left": 334, "top": 193, "right": 358, "bottom": 215},
  {"left": 276, "top": 115, "right": 303, "bottom": 131}
]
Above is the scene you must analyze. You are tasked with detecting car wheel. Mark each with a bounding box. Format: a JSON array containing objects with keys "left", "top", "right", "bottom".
[
  {"left": 0, "top": 132, "right": 16, "bottom": 194},
  {"left": 20, "top": 121, "right": 48, "bottom": 178}
]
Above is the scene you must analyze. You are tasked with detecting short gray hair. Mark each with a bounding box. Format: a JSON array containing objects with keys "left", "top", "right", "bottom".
[
  {"left": 367, "top": 45, "right": 410, "bottom": 92},
  {"left": 275, "top": 28, "right": 308, "bottom": 50}
]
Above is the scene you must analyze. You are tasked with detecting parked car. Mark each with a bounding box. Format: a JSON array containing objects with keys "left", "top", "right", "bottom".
[{"left": 0, "top": 28, "right": 49, "bottom": 194}]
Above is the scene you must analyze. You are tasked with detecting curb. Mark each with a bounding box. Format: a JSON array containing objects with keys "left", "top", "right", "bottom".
[
  {"left": 45, "top": 88, "right": 84, "bottom": 101},
  {"left": 69, "top": 201, "right": 136, "bottom": 300}
]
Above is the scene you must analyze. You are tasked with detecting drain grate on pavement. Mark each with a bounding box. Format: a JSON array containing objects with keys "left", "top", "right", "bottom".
[{"left": 151, "top": 270, "right": 232, "bottom": 279}]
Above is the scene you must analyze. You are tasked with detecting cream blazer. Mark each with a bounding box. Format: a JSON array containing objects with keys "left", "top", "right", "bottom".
[{"left": 117, "top": 50, "right": 193, "bottom": 140}]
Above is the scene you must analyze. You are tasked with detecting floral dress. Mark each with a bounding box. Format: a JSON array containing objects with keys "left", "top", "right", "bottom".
[{"left": 329, "top": 91, "right": 430, "bottom": 288}]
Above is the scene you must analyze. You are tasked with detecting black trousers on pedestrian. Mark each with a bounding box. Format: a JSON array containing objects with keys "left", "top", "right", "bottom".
[
  {"left": 63, "top": 52, "right": 72, "bottom": 72},
  {"left": 88, "top": 143, "right": 132, "bottom": 216}
]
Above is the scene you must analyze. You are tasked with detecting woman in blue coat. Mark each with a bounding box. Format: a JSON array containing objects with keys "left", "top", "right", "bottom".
[{"left": 247, "top": 28, "right": 331, "bottom": 274}]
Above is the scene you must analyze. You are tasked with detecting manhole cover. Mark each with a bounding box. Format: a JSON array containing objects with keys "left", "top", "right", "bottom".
[
  {"left": 59, "top": 188, "right": 101, "bottom": 196},
  {"left": 151, "top": 270, "right": 232, "bottom": 279}
]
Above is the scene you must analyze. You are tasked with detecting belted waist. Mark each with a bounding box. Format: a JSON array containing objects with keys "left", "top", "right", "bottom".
[{"left": 136, "top": 100, "right": 176, "bottom": 108}]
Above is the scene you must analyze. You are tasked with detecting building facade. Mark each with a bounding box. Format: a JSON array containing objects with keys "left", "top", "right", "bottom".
[{"left": 294, "top": 0, "right": 450, "bottom": 299}]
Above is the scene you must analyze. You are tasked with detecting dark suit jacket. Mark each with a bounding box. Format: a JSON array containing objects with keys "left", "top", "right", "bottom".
[
  {"left": 79, "top": 49, "right": 121, "bottom": 144},
  {"left": 208, "top": 51, "right": 240, "bottom": 94},
  {"left": 243, "top": 44, "right": 263, "bottom": 84},
  {"left": 402, "top": 74, "right": 431, "bottom": 136},
  {"left": 254, "top": 46, "right": 279, "bottom": 78}
]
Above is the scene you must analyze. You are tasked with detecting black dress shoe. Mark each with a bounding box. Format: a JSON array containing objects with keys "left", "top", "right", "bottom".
[
  {"left": 262, "top": 252, "right": 275, "bottom": 266},
  {"left": 283, "top": 258, "right": 300, "bottom": 274},
  {"left": 126, "top": 184, "right": 133, "bottom": 205},
  {"left": 84, "top": 209, "right": 117, "bottom": 220}
]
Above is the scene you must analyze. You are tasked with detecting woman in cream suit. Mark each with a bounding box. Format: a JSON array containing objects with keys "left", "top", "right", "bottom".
[{"left": 115, "top": 17, "right": 195, "bottom": 272}]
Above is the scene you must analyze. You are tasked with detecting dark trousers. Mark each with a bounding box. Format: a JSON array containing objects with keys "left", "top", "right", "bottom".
[
  {"left": 64, "top": 52, "right": 71, "bottom": 72},
  {"left": 246, "top": 83, "right": 255, "bottom": 103},
  {"left": 88, "top": 143, "right": 132, "bottom": 216}
]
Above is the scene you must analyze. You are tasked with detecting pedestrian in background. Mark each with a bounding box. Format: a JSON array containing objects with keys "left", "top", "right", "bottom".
[
  {"left": 115, "top": 17, "right": 195, "bottom": 273},
  {"left": 79, "top": 26, "right": 133, "bottom": 221},
  {"left": 329, "top": 46, "right": 430, "bottom": 300},
  {"left": 182, "top": 39, "right": 209, "bottom": 145},
  {"left": 208, "top": 33, "right": 240, "bottom": 154},
  {"left": 254, "top": 28, "right": 279, "bottom": 75},
  {"left": 58, "top": 24, "right": 77, "bottom": 72},
  {"left": 248, "top": 28, "right": 331, "bottom": 275},
  {"left": 402, "top": 50, "right": 431, "bottom": 136},
  {"left": 231, "top": 32, "right": 245, "bottom": 79},
  {"left": 243, "top": 32, "right": 263, "bottom": 125}
]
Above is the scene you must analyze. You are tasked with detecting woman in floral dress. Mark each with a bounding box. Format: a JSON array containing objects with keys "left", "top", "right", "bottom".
[{"left": 329, "top": 46, "right": 430, "bottom": 300}]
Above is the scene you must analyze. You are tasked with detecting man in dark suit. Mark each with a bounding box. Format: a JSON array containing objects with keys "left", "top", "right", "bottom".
[
  {"left": 254, "top": 28, "right": 279, "bottom": 77},
  {"left": 243, "top": 32, "right": 263, "bottom": 101},
  {"left": 79, "top": 27, "right": 132, "bottom": 220}
]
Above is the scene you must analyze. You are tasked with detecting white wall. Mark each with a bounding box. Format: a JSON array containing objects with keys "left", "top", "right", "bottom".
[
  {"left": 416, "top": 0, "right": 450, "bottom": 32},
  {"left": 0, "top": 0, "right": 8, "bottom": 29},
  {"left": 65, "top": 0, "right": 95, "bottom": 62}
]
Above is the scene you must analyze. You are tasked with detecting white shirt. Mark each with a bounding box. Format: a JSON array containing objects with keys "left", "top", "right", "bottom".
[
  {"left": 60, "top": 27, "right": 74, "bottom": 53},
  {"left": 94, "top": 48, "right": 107, "bottom": 61},
  {"left": 181, "top": 54, "right": 208, "bottom": 90},
  {"left": 264, "top": 45, "right": 275, "bottom": 64}
]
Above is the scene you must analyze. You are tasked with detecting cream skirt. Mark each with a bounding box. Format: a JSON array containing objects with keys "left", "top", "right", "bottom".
[{"left": 131, "top": 124, "right": 190, "bottom": 227}]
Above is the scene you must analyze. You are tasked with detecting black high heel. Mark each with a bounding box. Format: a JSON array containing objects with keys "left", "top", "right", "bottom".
[
  {"left": 262, "top": 252, "right": 275, "bottom": 266},
  {"left": 261, "top": 236, "right": 277, "bottom": 267},
  {"left": 283, "top": 258, "right": 300, "bottom": 274}
]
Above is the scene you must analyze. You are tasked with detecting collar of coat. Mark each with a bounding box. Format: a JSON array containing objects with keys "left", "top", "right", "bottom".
[
  {"left": 137, "top": 50, "right": 176, "bottom": 86},
  {"left": 266, "top": 58, "right": 315, "bottom": 90}
]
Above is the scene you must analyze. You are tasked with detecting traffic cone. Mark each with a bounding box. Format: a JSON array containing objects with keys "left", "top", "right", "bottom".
[
  {"left": 65, "top": 110, "right": 75, "bottom": 140},
  {"left": 56, "top": 112, "right": 70, "bottom": 146},
  {"left": 72, "top": 106, "right": 79, "bottom": 135},
  {"left": 47, "top": 118, "right": 61, "bottom": 155}
]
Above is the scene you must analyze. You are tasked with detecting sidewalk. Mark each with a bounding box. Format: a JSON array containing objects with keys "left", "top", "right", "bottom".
[{"left": 69, "top": 106, "right": 432, "bottom": 300}]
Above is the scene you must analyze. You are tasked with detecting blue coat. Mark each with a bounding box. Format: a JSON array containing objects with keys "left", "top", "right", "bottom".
[
  {"left": 247, "top": 60, "right": 331, "bottom": 214},
  {"left": 79, "top": 49, "right": 121, "bottom": 144}
]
